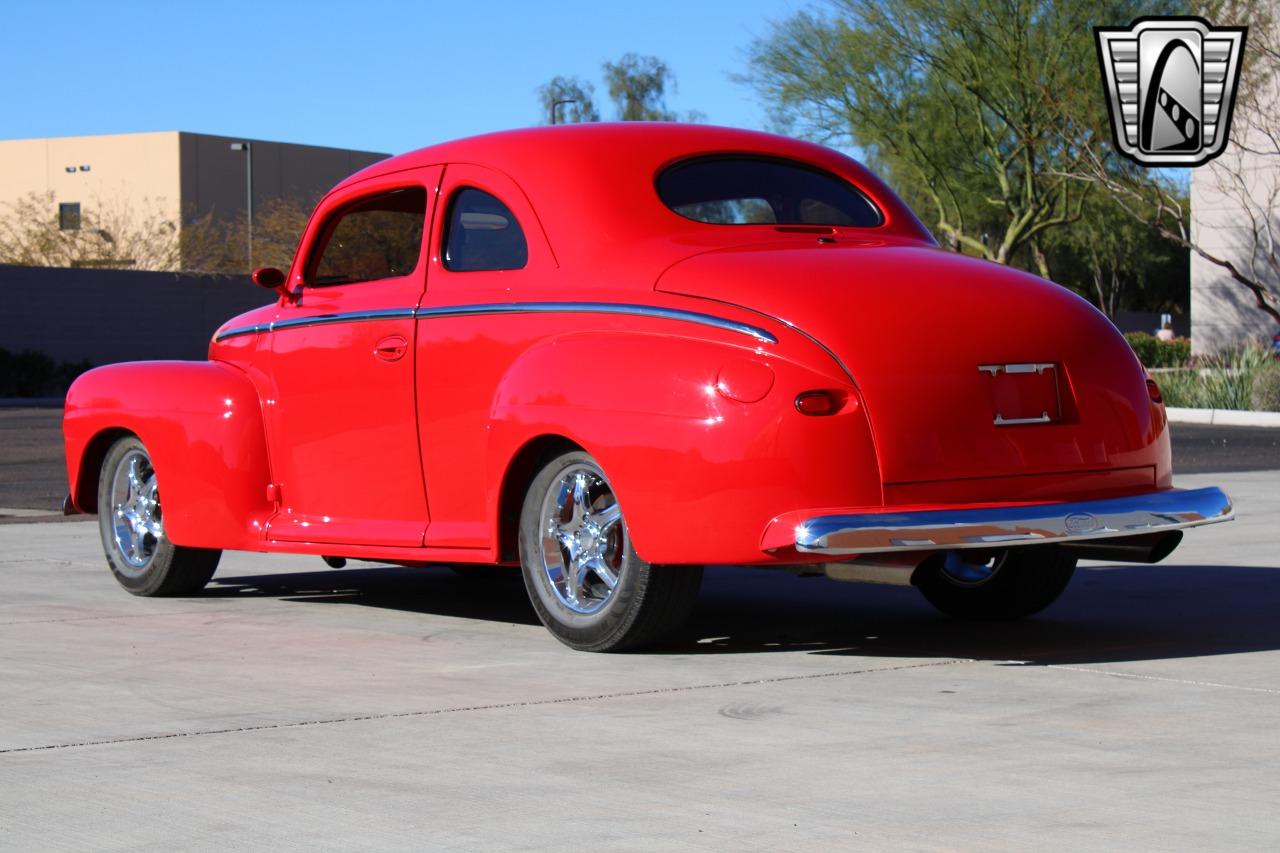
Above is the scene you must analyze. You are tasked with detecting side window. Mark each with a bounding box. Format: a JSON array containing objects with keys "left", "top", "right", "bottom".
[
  {"left": 443, "top": 188, "right": 528, "bottom": 272},
  {"left": 311, "top": 187, "right": 426, "bottom": 286}
]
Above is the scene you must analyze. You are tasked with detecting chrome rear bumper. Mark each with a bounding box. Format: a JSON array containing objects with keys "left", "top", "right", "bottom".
[{"left": 795, "top": 487, "right": 1233, "bottom": 556}]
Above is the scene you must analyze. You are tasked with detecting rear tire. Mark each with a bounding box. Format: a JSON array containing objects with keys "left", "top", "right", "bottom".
[
  {"left": 97, "top": 436, "right": 221, "bottom": 597},
  {"left": 518, "top": 451, "right": 701, "bottom": 652},
  {"left": 915, "top": 547, "right": 1076, "bottom": 620}
]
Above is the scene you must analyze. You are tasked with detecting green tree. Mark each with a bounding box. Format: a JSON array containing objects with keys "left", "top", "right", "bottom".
[
  {"left": 604, "top": 53, "right": 678, "bottom": 121},
  {"left": 538, "top": 75, "right": 601, "bottom": 124},
  {"left": 180, "top": 196, "right": 313, "bottom": 273},
  {"left": 0, "top": 191, "right": 184, "bottom": 271},
  {"left": 1044, "top": 190, "right": 1190, "bottom": 317},
  {"left": 539, "top": 54, "right": 704, "bottom": 124},
  {"left": 743, "top": 0, "right": 1179, "bottom": 279}
]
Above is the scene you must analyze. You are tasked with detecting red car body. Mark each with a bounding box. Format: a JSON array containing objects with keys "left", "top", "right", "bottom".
[{"left": 63, "top": 124, "right": 1231, "bottom": 648}]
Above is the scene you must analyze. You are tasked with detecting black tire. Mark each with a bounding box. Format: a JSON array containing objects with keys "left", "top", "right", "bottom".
[
  {"left": 97, "top": 436, "right": 221, "bottom": 597},
  {"left": 915, "top": 546, "right": 1076, "bottom": 620},
  {"left": 518, "top": 450, "right": 702, "bottom": 652}
]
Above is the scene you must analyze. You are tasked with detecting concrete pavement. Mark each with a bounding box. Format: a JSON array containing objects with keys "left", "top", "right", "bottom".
[{"left": 0, "top": 469, "right": 1278, "bottom": 850}]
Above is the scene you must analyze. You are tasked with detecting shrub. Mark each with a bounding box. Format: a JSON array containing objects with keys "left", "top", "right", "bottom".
[
  {"left": 1150, "top": 342, "right": 1273, "bottom": 410},
  {"left": 1251, "top": 366, "right": 1280, "bottom": 412},
  {"left": 0, "top": 347, "right": 93, "bottom": 398},
  {"left": 1151, "top": 369, "right": 1201, "bottom": 408},
  {"left": 1124, "top": 331, "right": 1191, "bottom": 368}
]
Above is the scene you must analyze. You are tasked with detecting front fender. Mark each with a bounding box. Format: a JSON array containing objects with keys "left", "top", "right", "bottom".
[
  {"left": 63, "top": 360, "right": 272, "bottom": 550},
  {"left": 486, "top": 331, "right": 881, "bottom": 565}
]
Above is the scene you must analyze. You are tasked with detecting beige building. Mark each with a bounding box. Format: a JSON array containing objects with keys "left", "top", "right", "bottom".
[
  {"left": 0, "top": 131, "right": 387, "bottom": 270},
  {"left": 1190, "top": 69, "right": 1280, "bottom": 354}
]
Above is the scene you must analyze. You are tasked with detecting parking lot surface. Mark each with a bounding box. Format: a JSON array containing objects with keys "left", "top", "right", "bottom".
[{"left": 1, "top": 469, "right": 1277, "bottom": 850}]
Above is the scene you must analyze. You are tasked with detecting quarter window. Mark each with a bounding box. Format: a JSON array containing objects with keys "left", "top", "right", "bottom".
[
  {"left": 443, "top": 188, "right": 528, "bottom": 272},
  {"left": 656, "top": 157, "right": 882, "bottom": 227},
  {"left": 311, "top": 187, "right": 426, "bottom": 286}
]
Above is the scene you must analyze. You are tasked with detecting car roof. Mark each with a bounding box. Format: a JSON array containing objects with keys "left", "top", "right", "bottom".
[
  {"left": 346, "top": 123, "right": 860, "bottom": 183},
  {"left": 334, "top": 123, "right": 935, "bottom": 280}
]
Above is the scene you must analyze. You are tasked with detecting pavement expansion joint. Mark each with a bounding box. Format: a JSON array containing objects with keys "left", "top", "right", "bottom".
[
  {"left": 0, "top": 657, "right": 974, "bottom": 755},
  {"left": 1046, "top": 664, "right": 1280, "bottom": 695},
  {"left": 0, "top": 608, "right": 241, "bottom": 626}
]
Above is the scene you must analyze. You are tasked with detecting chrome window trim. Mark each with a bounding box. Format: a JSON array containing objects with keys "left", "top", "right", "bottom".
[
  {"left": 793, "top": 486, "right": 1234, "bottom": 556},
  {"left": 214, "top": 302, "right": 777, "bottom": 344}
]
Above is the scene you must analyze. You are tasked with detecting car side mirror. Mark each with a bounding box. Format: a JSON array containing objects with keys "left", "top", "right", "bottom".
[{"left": 251, "top": 267, "right": 287, "bottom": 290}]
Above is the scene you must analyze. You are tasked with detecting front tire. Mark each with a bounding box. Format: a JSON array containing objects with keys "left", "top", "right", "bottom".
[
  {"left": 97, "top": 436, "right": 221, "bottom": 596},
  {"left": 915, "top": 547, "right": 1076, "bottom": 620},
  {"left": 518, "top": 451, "right": 702, "bottom": 652}
]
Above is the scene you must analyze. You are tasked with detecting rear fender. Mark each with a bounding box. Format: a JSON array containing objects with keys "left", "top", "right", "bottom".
[
  {"left": 63, "top": 361, "right": 272, "bottom": 550},
  {"left": 486, "top": 331, "right": 881, "bottom": 565}
]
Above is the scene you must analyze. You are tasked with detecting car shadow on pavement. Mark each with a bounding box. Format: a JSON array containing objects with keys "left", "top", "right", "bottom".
[
  {"left": 671, "top": 563, "right": 1280, "bottom": 665},
  {"left": 207, "top": 565, "right": 541, "bottom": 627},
  {"left": 207, "top": 562, "right": 1280, "bottom": 666}
]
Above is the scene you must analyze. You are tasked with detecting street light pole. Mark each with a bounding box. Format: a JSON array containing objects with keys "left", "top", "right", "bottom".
[
  {"left": 229, "top": 142, "right": 253, "bottom": 269},
  {"left": 550, "top": 99, "right": 577, "bottom": 125}
]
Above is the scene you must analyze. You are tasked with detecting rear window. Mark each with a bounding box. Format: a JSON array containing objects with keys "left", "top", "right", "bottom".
[{"left": 656, "top": 157, "right": 881, "bottom": 227}]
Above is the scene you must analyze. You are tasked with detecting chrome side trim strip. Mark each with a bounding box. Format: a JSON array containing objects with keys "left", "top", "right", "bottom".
[
  {"left": 215, "top": 302, "right": 777, "bottom": 344},
  {"left": 794, "top": 486, "right": 1234, "bottom": 555},
  {"left": 215, "top": 308, "right": 417, "bottom": 342},
  {"left": 769, "top": 314, "right": 857, "bottom": 385},
  {"left": 214, "top": 323, "right": 272, "bottom": 342},
  {"left": 272, "top": 308, "right": 416, "bottom": 333},
  {"left": 415, "top": 302, "right": 777, "bottom": 343},
  {"left": 680, "top": 298, "right": 858, "bottom": 385}
]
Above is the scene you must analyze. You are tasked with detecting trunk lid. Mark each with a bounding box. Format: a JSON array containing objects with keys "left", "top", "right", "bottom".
[{"left": 657, "top": 241, "right": 1162, "bottom": 488}]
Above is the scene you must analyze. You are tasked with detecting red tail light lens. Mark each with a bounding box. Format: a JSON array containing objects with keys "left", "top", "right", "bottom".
[
  {"left": 795, "top": 390, "right": 840, "bottom": 416},
  {"left": 1146, "top": 378, "right": 1164, "bottom": 405}
]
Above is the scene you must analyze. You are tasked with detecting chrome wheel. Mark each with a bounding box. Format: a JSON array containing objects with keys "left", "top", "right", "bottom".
[
  {"left": 108, "top": 448, "right": 163, "bottom": 574},
  {"left": 519, "top": 450, "right": 703, "bottom": 651},
  {"left": 96, "top": 436, "right": 220, "bottom": 597},
  {"left": 538, "top": 463, "right": 625, "bottom": 615}
]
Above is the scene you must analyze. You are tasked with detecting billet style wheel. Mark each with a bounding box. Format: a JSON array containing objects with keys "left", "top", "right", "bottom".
[
  {"left": 914, "top": 546, "right": 1077, "bottom": 620},
  {"left": 518, "top": 451, "right": 702, "bottom": 652},
  {"left": 97, "top": 436, "right": 220, "bottom": 596}
]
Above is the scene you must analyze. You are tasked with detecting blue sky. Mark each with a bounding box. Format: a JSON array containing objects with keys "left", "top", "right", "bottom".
[{"left": 2, "top": 0, "right": 807, "bottom": 156}]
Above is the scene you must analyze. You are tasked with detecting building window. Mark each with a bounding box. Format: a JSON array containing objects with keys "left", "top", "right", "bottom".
[{"left": 59, "top": 202, "right": 81, "bottom": 231}]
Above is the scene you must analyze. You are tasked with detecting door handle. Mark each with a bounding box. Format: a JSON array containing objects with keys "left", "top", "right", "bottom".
[{"left": 374, "top": 335, "right": 409, "bottom": 362}]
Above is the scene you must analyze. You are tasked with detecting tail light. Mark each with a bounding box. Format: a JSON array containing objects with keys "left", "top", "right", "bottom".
[
  {"left": 1146, "top": 378, "right": 1164, "bottom": 405},
  {"left": 795, "top": 390, "right": 841, "bottom": 416}
]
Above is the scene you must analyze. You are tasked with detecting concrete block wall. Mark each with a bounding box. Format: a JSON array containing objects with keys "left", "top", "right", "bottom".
[{"left": 0, "top": 264, "right": 275, "bottom": 365}]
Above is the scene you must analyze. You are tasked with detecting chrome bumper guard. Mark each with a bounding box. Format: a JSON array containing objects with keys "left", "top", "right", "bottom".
[{"left": 795, "top": 487, "right": 1233, "bottom": 556}]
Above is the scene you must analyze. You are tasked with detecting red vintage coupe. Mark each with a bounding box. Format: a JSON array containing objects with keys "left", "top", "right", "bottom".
[{"left": 63, "top": 124, "right": 1232, "bottom": 651}]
